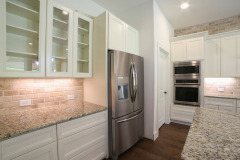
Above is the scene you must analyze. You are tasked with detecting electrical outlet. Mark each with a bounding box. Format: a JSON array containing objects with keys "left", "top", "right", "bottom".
[
  {"left": 218, "top": 88, "right": 224, "bottom": 92},
  {"left": 67, "top": 94, "right": 75, "bottom": 100},
  {"left": 20, "top": 99, "right": 31, "bottom": 106}
]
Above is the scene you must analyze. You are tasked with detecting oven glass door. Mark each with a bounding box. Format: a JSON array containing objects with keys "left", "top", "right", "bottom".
[
  {"left": 174, "top": 65, "right": 199, "bottom": 75},
  {"left": 174, "top": 85, "right": 200, "bottom": 106}
]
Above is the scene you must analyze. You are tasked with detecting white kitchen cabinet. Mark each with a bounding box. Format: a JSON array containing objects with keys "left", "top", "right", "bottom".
[
  {"left": 46, "top": 0, "right": 74, "bottom": 77},
  {"left": 0, "top": 126, "right": 56, "bottom": 160},
  {"left": 221, "top": 35, "right": 239, "bottom": 77},
  {"left": 204, "top": 38, "right": 221, "bottom": 77},
  {"left": 57, "top": 111, "right": 108, "bottom": 160},
  {"left": 186, "top": 37, "right": 204, "bottom": 60},
  {"left": 171, "top": 104, "right": 197, "bottom": 123},
  {"left": 126, "top": 25, "right": 139, "bottom": 55},
  {"left": 12, "top": 142, "right": 58, "bottom": 160},
  {"left": 204, "top": 97, "right": 237, "bottom": 112},
  {"left": 171, "top": 40, "right": 186, "bottom": 62},
  {"left": 171, "top": 37, "right": 204, "bottom": 62},
  {"left": 0, "top": 0, "right": 46, "bottom": 77},
  {"left": 108, "top": 14, "right": 126, "bottom": 52},
  {"left": 108, "top": 13, "right": 139, "bottom": 55},
  {"left": 73, "top": 12, "right": 93, "bottom": 77}
]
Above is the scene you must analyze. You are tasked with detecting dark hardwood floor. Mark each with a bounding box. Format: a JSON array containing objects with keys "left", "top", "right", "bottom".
[{"left": 118, "top": 123, "right": 190, "bottom": 160}]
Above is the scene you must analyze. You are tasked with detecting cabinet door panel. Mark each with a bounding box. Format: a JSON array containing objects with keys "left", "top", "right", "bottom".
[
  {"left": 108, "top": 14, "right": 125, "bottom": 52},
  {"left": 237, "top": 37, "right": 240, "bottom": 76},
  {"left": 46, "top": 0, "right": 73, "bottom": 77},
  {"left": 204, "top": 104, "right": 218, "bottom": 110},
  {"left": 221, "top": 36, "right": 238, "bottom": 77},
  {"left": 12, "top": 143, "right": 58, "bottom": 160},
  {"left": 73, "top": 12, "right": 93, "bottom": 77},
  {"left": 204, "top": 39, "right": 221, "bottom": 77},
  {"left": 171, "top": 40, "right": 186, "bottom": 61},
  {"left": 1, "top": 0, "right": 46, "bottom": 77},
  {"left": 126, "top": 25, "right": 139, "bottom": 55},
  {"left": 219, "top": 106, "right": 236, "bottom": 112},
  {"left": 186, "top": 37, "right": 204, "bottom": 60}
]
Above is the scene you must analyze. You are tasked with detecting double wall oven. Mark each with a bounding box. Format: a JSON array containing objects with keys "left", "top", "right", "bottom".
[{"left": 174, "top": 61, "right": 201, "bottom": 106}]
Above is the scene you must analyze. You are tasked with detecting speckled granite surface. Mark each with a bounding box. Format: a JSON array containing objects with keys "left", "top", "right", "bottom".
[
  {"left": 0, "top": 102, "right": 106, "bottom": 142},
  {"left": 182, "top": 108, "right": 240, "bottom": 160}
]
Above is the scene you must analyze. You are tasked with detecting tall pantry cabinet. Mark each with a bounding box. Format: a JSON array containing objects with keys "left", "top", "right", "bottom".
[
  {"left": 0, "top": 0, "right": 93, "bottom": 78},
  {"left": 0, "top": 0, "right": 46, "bottom": 77}
]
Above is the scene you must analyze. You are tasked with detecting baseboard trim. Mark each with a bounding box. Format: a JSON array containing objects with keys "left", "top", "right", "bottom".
[
  {"left": 170, "top": 119, "right": 191, "bottom": 126},
  {"left": 153, "top": 131, "right": 159, "bottom": 141}
]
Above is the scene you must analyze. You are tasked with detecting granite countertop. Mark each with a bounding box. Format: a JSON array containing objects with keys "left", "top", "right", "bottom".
[
  {"left": 0, "top": 102, "right": 106, "bottom": 142},
  {"left": 181, "top": 108, "right": 240, "bottom": 160}
]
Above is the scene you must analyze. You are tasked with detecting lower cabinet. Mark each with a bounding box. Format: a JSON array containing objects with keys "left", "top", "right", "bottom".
[
  {"left": 171, "top": 105, "right": 197, "bottom": 123},
  {"left": 204, "top": 97, "right": 237, "bottom": 112},
  {"left": 12, "top": 143, "right": 58, "bottom": 160},
  {"left": 0, "top": 126, "right": 57, "bottom": 160},
  {"left": 0, "top": 111, "right": 108, "bottom": 160},
  {"left": 57, "top": 111, "right": 108, "bottom": 160}
]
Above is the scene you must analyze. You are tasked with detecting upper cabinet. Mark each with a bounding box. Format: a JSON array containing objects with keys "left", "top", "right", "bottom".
[
  {"left": 108, "top": 13, "right": 139, "bottom": 55},
  {"left": 73, "top": 13, "right": 93, "bottom": 78},
  {"left": 204, "top": 34, "right": 240, "bottom": 77},
  {"left": 46, "top": 0, "right": 73, "bottom": 77},
  {"left": 204, "top": 39, "right": 221, "bottom": 77},
  {"left": 171, "top": 36, "right": 204, "bottom": 62},
  {"left": 0, "top": 0, "right": 46, "bottom": 77},
  {"left": 126, "top": 25, "right": 139, "bottom": 54}
]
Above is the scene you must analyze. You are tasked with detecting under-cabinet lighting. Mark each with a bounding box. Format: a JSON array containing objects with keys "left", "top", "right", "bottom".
[
  {"left": 28, "top": 43, "right": 33, "bottom": 45},
  {"left": 181, "top": 2, "right": 189, "bottom": 9},
  {"left": 62, "top": 11, "right": 68, "bottom": 15}
]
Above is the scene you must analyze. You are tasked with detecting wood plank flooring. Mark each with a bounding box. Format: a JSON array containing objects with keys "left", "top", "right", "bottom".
[{"left": 118, "top": 123, "right": 190, "bottom": 160}]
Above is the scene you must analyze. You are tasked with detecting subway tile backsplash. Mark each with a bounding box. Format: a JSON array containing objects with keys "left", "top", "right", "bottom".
[
  {"left": 0, "top": 78, "right": 83, "bottom": 114},
  {"left": 204, "top": 78, "right": 240, "bottom": 98}
]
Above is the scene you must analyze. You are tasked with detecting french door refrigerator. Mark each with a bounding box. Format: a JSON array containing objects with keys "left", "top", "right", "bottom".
[{"left": 108, "top": 50, "right": 144, "bottom": 160}]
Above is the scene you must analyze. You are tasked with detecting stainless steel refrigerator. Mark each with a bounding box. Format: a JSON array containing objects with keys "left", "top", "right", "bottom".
[{"left": 108, "top": 50, "right": 144, "bottom": 160}]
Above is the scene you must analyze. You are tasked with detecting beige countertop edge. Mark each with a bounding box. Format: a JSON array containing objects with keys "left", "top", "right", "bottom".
[
  {"left": 204, "top": 95, "right": 240, "bottom": 99},
  {"left": 0, "top": 108, "right": 107, "bottom": 142}
]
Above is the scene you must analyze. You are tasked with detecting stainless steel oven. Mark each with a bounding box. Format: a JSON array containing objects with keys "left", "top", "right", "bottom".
[{"left": 174, "top": 61, "right": 200, "bottom": 76}]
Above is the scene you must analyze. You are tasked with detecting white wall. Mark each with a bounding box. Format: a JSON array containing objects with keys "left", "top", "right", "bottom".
[
  {"left": 112, "top": 0, "right": 173, "bottom": 140},
  {"left": 54, "top": 0, "right": 105, "bottom": 17},
  {"left": 153, "top": 0, "right": 174, "bottom": 139}
]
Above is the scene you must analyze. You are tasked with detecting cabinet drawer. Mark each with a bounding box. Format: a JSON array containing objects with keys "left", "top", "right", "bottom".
[
  {"left": 204, "top": 104, "right": 218, "bottom": 110},
  {"left": 204, "top": 97, "right": 236, "bottom": 107},
  {"left": 12, "top": 142, "right": 58, "bottom": 160},
  {"left": 57, "top": 111, "right": 107, "bottom": 139},
  {"left": 219, "top": 106, "right": 236, "bottom": 112},
  {"left": 70, "top": 141, "right": 107, "bottom": 160},
  {"left": 237, "top": 108, "right": 240, "bottom": 113},
  {"left": 237, "top": 100, "right": 240, "bottom": 108},
  {"left": 1, "top": 126, "right": 56, "bottom": 160},
  {"left": 58, "top": 123, "right": 107, "bottom": 160}
]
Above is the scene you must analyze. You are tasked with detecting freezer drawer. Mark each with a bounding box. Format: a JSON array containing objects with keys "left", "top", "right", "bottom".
[{"left": 111, "top": 110, "right": 143, "bottom": 159}]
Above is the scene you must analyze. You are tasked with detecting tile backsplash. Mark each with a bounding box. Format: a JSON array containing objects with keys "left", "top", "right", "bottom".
[
  {"left": 175, "top": 14, "right": 240, "bottom": 37},
  {"left": 0, "top": 78, "right": 83, "bottom": 114},
  {"left": 204, "top": 78, "right": 240, "bottom": 98}
]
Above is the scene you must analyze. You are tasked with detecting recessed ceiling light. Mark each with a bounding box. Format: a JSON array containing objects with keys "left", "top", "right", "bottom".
[
  {"left": 62, "top": 11, "right": 68, "bottom": 15},
  {"left": 181, "top": 2, "right": 189, "bottom": 9}
]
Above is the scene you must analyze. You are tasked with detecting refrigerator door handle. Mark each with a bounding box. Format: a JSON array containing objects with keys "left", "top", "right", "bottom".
[
  {"left": 116, "top": 114, "right": 138, "bottom": 123},
  {"left": 133, "top": 63, "right": 138, "bottom": 102},
  {"left": 129, "top": 63, "right": 134, "bottom": 102}
]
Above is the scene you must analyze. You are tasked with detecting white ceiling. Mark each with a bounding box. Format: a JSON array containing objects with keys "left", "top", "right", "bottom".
[{"left": 92, "top": 0, "right": 240, "bottom": 29}]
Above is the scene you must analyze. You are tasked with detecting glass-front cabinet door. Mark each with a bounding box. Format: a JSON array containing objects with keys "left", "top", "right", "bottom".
[
  {"left": 46, "top": 0, "right": 73, "bottom": 77},
  {"left": 73, "top": 12, "right": 93, "bottom": 77},
  {"left": 0, "top": 0, "right": 46, "bottom": 77}
]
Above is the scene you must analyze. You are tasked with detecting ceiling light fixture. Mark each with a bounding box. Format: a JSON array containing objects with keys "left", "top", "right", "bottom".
[
  {"left": 62, "top": 11, "right": 68, "bottom": 15},
  {"left": 181, "top": 2, "right": 189, "bottom": 9}
]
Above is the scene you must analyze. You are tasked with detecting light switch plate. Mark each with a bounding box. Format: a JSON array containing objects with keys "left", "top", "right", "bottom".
[
  {"left": 218, "top": 88, "right": 224, "bottom": 92},
  {"left": 20, "top": 99, "right": 31, "bottom": 106},
  {"left": 67, "top": 95, "right": 74, "bottom": 100}
]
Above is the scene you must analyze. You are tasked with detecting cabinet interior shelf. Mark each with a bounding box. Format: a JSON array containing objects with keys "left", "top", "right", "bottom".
[
  {"left": 78, "top": 42, "right": 88, "bottom": 46},
  {"left": 7, "top": 24, "right": 39, "bottom": 38},
  {"left": 77, "top": 59, "right": 89, "bottom": 62},
  {"left": 53, "top": 18, "right": 68, "bottom": 24},
  {"left": 6, "top": 1, "right": 39, "bottom": 21},
  {"left": 78, "top": 27, "right": 88, "bottom": 32},
  {"left": 7, "top": 50, "right": 38, "bottom": 58},
  {"left": 52, "top": 56, "right": 67, "bottom": 60}
]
